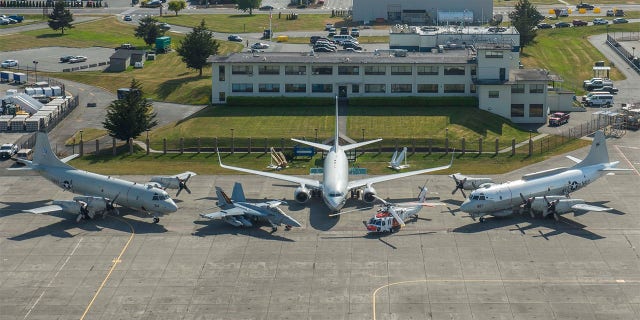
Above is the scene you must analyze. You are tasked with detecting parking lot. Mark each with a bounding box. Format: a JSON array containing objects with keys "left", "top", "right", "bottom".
[{"left": 0, "top": 47, "right": 115, "bottom": 73}]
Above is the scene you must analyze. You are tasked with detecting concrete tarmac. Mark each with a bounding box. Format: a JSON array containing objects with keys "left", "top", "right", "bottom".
[{"left": 1, "top": 130, "right": 640, "bottom": 320}]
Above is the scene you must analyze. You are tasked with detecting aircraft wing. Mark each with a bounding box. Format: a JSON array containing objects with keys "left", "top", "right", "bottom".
[
  {"left": 571, "top": 203, "right": 611, "bottom": 212},
  {"left": 218, "top": 153, "right": 322, "bottom": 189},
  {"left": 23, "top": 205, "right": 63, "bottom": 214},
  {"left": 173, "top": 171, "right": 197, "bottom": 180},
  {"left": 200, "top": 207, "right": 246, "bottom": 219},
  {"left": 347, "top": 160, "right": 452, "bottom": 190},
  {"left": 60, "top": 154, "right": 80, "bottom": 163}
]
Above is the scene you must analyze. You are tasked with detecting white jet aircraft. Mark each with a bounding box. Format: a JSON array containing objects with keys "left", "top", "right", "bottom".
[
  {"left": 218, "top": 97, "right": 452, "bottom": 213},
  {"left": 459, "top": 130, "right": 628, "bottom": 222},
  {"left": 15, "top": 132, "right": 178, "bottom": 223}
]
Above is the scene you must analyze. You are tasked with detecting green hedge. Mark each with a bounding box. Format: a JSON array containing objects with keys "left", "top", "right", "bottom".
[
  {"left": 225, "top": 97, "right": 333, "bottom": 107},
  {"left": 348, "top": 96, "right": 478, "bottom": 107}
]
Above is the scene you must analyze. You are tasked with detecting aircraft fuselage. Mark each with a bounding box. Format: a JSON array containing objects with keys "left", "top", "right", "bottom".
[
  {"left": 459, "top": 163, "right": 612, "bottom": 217},
  {"left": 36, "top": 165, "right": 178, "bottom": 215},
  {"left": 321, "top": 147, "right": 349, "bottom": 211}
]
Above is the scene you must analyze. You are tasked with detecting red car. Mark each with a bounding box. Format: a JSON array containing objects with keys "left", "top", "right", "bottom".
[
  {"left": 572, "top": 19, "right": 588, "bottom": 26},
  {"left": 549, "top": 112, "right": 570, "bottom": 126}
]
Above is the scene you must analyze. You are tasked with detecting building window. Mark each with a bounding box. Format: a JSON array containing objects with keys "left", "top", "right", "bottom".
[
  {"left": 364, "top": 66, "right": 386, "bottom": 75},
  {"left": 470, "top": 84, "right": 476, "bottom": 93},
  {"left": 218, "top": 66, "right": 225, "bottom": 81},
  {"left": 259, "top": 83, "right": 280, "bottom": 93},
  {"left": 511, "top": 84, "right": 525, "bottom": 93},
  {"left": 352, "top": 84, "right": 360, "bottom": 93},
  {"left": 530, "top": 84, "right": 544, "bottom": 93},
  {"left": 285, "top": 84, "right": 306, "bottom": 92},
  {"left": 312, "top": 66, "right": 333, "bottom": 75},
  {"left": 338, "top": 66, "right": 359, "bottom": 75},
  {"left": 511, "top": 104, "right": 525, "bottom": 117},
  {"left": 231, "top": 65, "right": 252, "bottom": 75},
  {"left": 391, "top": 84, "right": 412, "bottom": 93},
  {"left": 258, "top": 65, "right": 279, "bottom": 75},
  {"left": 530, "top": 104, "right": 544, "bottom": 117},
  {"left": 443, "top": 84, "right": 465, "bottom": 93},
  {"left": 444, "top": 66, "right": 465, "bottom": 75},
  {"left": 390, "top": 66, "right": 412, "bottom": 75},
  {"left": 470, "top": 66, "right": 476, "bottom": 76},
  {"left": 285, "top": 65, "right": 306, "bottom": 75},
  {"left": 232, "top": 83, "right": 253, "bottom": 92},
  {"left": 417, "top": 84, "right": 438, "bottom": 93},
  {"left": 417, "top": 65, "right": 438, "bottom": 75},
  {"left": 489, "top": 90, "right": 499, "bottom": 98},
  {"left": 312, "top": 84, "right": 333, "bottom": 92},
  {"left": 485, "top": 51, "right": 503, "bottom": 58},
  {"left": 365, "top": 84, "right": 386, "bottom": 93}
]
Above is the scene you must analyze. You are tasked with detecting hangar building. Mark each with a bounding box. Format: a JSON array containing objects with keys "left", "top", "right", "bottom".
[{"left": 352, "top": 0, "right": 493, "bottom": 25}]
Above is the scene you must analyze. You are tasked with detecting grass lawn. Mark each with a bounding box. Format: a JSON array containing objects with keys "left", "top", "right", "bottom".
[
  {"left": 520, "top": 23, "right": 640, "bottom": 93},
  {"left": 157, "top": 13, "right": 347, "bottom": 33}
]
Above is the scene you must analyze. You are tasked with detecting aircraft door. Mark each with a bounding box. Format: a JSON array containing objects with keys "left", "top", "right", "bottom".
[{"left": 338, "top": 85, "right": 347, "bottom": 98}]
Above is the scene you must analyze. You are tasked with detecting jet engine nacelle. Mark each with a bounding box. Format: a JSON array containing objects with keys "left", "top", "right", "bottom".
[
  {"left": 362, "top": 186, "right": 377, "bottom": 203},
  {"left": 294, "top": 186, "right": 311, "bottom": 203}
]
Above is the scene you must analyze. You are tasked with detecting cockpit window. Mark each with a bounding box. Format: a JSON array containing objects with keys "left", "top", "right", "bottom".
[
  {"left": 329, "top": 192, "right": 344, "bottom": 197},
  {"left": 153, "top": 193, "right": 170, "bottom": 201},
  {"left": 471, "top": 193, "right": 486, "bottom": 200}
]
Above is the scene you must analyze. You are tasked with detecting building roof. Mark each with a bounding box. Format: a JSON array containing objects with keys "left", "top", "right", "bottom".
[
  {"left": 110, "top": 49, "right": 145, "bottom": 60},
  {"left": 208, "top": 50, "right": 474, "bottom": 65},
  {"left": 390, "top": 25, "right": 519, "bottom": 36},
  {"left": 508, "top": 69, "right": 552, "bottom": 83}
]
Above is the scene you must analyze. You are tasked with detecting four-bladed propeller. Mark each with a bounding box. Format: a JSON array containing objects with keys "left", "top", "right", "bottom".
[
  {"left": 543, "top": 196, "right": 560, "bottom": 221},
  {"left": 176, "top": 174, "right": 192, "bottom": 197},
  {"left": 451, "top": 174, "right": 467, "bottom": 198},
  {"left": 519, "top": 193, "right": 535, "bottom": 218}
]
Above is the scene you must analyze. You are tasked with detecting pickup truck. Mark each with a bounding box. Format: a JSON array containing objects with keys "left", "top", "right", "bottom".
[
  {"left": 0, "top": 143, "right": 18, "bottom": 159},
  {"left": 583, "top": 78, "right": 613, "bottom": 89},
  {"left": 549, "top": 112, "right": 570, "bottom": 126}
]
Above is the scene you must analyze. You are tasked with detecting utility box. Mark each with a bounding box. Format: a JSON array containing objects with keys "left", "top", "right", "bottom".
[{"left": 155, "top": 36, "right": 171, "bottom": 54}]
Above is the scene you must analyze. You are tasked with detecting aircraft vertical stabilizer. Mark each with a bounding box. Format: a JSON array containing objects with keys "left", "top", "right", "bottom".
[
  {"left": 33, "top": 132, "right": 73, "bottom": 169},
  {"left": 334, "top": 96, "right": 340, "bottom": 149},
  {"left": 574, "top": 130, "right": 609, "bottom": 168},
  {"left": 231, "top": 182, "right": 247, "bottom": 202},
  {"left": 215, "top": 186, "right": 234, "bottom": 209}
]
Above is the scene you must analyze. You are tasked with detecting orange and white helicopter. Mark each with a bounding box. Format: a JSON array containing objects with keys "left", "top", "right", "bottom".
[{"left": 365, "top": 183, "right": 438, "bottom": 233}]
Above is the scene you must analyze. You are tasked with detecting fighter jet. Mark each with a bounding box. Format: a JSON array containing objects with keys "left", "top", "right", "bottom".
[
  {"left": 15, "top": 132, "right": 178, "bottom": 223},
  {"left": 200, "top": 182, "right": 302, "bottom": 232},
  {"left": 459, "top": 130, "right": 629, "bottom": 222},
  {"left": 218, "top": 96, "right": 452, "bottom": 214},
  {"left": 148, "top": 171, "right": 196, "bottom": 196}
]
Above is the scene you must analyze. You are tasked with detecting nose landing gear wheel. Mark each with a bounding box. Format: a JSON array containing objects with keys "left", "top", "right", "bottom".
[
  {"left": 479, "top": 217, "right": 485, "bottom": 223},
  {"left": 153, "top": 217, "right": 160, "bottom": 224}
]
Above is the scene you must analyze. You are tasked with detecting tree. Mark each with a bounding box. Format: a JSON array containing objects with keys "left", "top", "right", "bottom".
[
  {"left": 168, "top": 0, "right": 186, "bottom": 16},
  {"left": 176, "top": 19, "right": 219, "bottom": 77},
  {"left": 508, "top": 0, "right": 544, "bottom": 51},
  {"left": 135, "top": 16, "right": 162, "bottom": 47},
  {"left": 103, "top": 79, "right": 158, "bottom": 147},
  {"left": 47, "top": 0, "right": 74, "bottom": 34},
  {"left": 235, "top": 0, "right": 261, "bottom": 15}
]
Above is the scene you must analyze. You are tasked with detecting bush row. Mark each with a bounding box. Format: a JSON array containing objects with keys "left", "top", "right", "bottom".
[{"left": 348, "top": 96, "right": 479, "bottom": 107}]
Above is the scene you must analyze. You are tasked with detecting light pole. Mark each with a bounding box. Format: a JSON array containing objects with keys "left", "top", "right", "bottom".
[
  {"left": 146, "top": 129, "right": 150, "bottom": 155},
  {"left": 32, "top": 60, "right": 38, "bottom": 82},
  {"left": 79, "top": 130, "right": 83, "bottom": 156},
  {"left": 230, "top": 128, "right": 235, "bottom": 154}
]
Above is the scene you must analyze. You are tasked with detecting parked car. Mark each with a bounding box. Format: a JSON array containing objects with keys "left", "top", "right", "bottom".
[
  {"left": 600, "top": 85, "right": 619, "bottom": 94},
  {"left": 615, "top": 9, "right": 625, "bottom": 16},
  {"left": 251, "top": 42, "right": 270, "bottom": 49},
  {"left": 313, "top": 46, "right": 335, "bottom": 52},
  {"left": 324, "top": 23, "right": 334, "bottom": 31},
  {"left": 69, "top": 56, "right": 87, "bottom": 63},
  {"left": 593, "top": 18, "right": 608, "bottom": 25},
  {"left": 537, "top": 23, "right": 553, "bottom": 29},
  {"left": 0, "top": 143, "right": 19, "bottom": 159},
  {"left": 259, "top": 5, "right": 273, "bottom": 10},
  {"left": 345, "top": 47, "right": 363, "bottom": 53},
  {"left": 1, "top": 59, "right": 18, "bottom": 68},
  {"left": 554, "top": 21, "right": 571, "bottom": 28},
  {"left": 606, "top": 9, "right": 615, "bottom": 16},
  {"left": 576, "top": 2, "right": 594, "bottom": 10},
  {"left": 123, "top": 15, "right": 132, "bottom": 21},
  {"left": 612, "top": 18, "right": 628, "bottom": 24},
  {"left": 227, "top": 35, "right": 243, "bottom": 42},
  {"left": 350, "top": 28, "right": 360, "bottom": 37},
  {"left": 572, "top": 19, "right": 588, "bottom": 26},
  {"left": 339, "top": 27, "right": 348, "bottom": 35},
  {"left": 159, "top": 22, "right": 171, "bottom": 30},
  {"left": 7, "top": 15, "right": 23, "bottom": 22},
  {"left": 59, "top": 55, "right": 74, "bottom": 63}
]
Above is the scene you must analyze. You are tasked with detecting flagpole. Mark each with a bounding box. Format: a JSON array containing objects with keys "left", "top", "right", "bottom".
[{"left": 269, "top": 9, "right": 273, "bottom": 42}]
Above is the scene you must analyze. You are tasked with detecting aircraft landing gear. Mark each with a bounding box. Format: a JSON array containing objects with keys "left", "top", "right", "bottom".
[
  {"left": 271, "top": 226, "right": 277, "bottom": 233},
  {"left": 153, "top": 217, "right": 160, "bottom": 224},
  {"left": 479, "top": 217, "right": 486, "bottom": 223}
]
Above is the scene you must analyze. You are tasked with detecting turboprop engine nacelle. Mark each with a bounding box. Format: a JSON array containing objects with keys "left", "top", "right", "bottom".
[
  {"left": 362, "top": 186, "right": 377, "bottom": 203},
  {"left": 294, "top": 186, "right": 311, "bottom": 203}
]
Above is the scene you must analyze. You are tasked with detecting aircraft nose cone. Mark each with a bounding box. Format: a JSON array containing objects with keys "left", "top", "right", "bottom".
[
  {"left": 324, "top": 196, "right": 345, "bottom": 212},
  {"left": 459, "top": 199, "right": 471, "bottom": 213},
  {"left": 166, "top": 199, "right": 178, "bottom": 213}
]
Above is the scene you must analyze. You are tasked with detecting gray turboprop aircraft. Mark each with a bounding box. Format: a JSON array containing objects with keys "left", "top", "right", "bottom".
[
  {"left": 16, "top": 132, "right": 178, "bottom": 223},
  {"left": 459, "top": 130, "right": 627, "bottom": 222},
  {"left": 200, "top": 182, "right": 301, "bottom": 231},
  {"left": 218, "top": 97, "right": 452, "bottom": 213}
]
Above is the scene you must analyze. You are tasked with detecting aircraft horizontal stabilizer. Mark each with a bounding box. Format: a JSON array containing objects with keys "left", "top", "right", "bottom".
[
  {"left": 200, "top": 209, "right": 241, "bottom": 219},
  {"left": 571, "top": 203, "right": 611, "bottom": 212},
  {"left": 341, "top": 138, "right": 383, "bottom": 151},
  {"left": 291, "top": 138, "right": 332, "bottom": 151},
  {"left": 23, "top": 205, "right": 63, "bottom": 214},
  {"left": 565, "top": 155, "right": 582, "bottom": 164}
]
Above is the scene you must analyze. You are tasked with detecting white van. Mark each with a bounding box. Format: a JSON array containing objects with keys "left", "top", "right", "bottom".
[
  {"left": 585, "top": 94, "right": 614, "bottom": 107},
  {"left": 332, "top": 34, "right": 357, "bottom": 44},
  {"left": 582, "top": 91, "right": 608, "bottom": 102}
]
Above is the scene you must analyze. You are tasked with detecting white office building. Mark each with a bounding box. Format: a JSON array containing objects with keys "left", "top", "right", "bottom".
[
  {"left": 352, "top": 0, "right": 493, "bottom": 25},
  {"left": 208, "top": 45, "right": 573, "bottom": 124}
]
